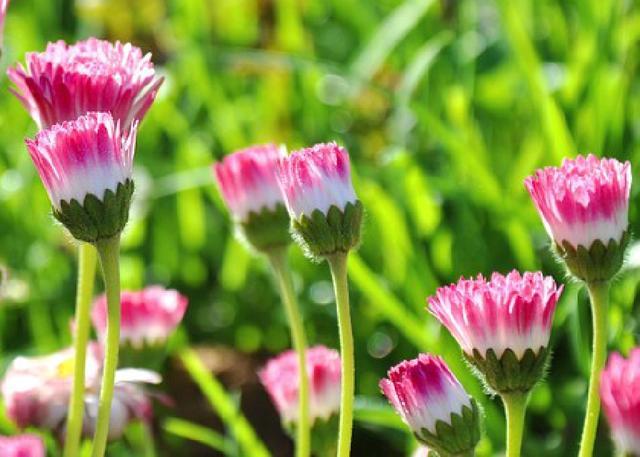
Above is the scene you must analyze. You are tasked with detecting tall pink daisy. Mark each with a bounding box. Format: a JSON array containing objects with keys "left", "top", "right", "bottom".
[
  {"left": 428, "top": 270, "right": 562, "bottom": 394},
  {"left": 600, "top": 348, "right": 640, "bottom": 455},
  {"left": 25, "top": 111, "right": 136, "bottom": 242},
  {"left": 8, "top": 38, "right": 163, "bottom": 130},
  {"left": 380, "top": 354, "right": 480, "bottom": 456}
]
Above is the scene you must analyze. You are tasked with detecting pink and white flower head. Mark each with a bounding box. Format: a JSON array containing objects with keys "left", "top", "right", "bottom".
[
  {"left": 84, "top": 369, "right": 161, "bottom": 441},
  {"left": 276, "top": 142, "right": 363, "bottom": 258},
  {"left": 428, "top": 271, "right": 562, "bottom": 394},
  {"left": 8, "top": 37, "right": 163, "bottom": 130},
  {"left": 600, "top": 348, "right": 640, "bottom": 455},
  {"left": 259, "top": 345, "right": 341, "bottom": 425},
  {"left": 213, "top": 144, "right": 286, "bottom": 223},
  {"left": 525, "top": 154, "right": 631, "bottom": 249},
  {"left": 1, "top": 344, "right": 160, "bottom": 440},
  {"left": 25, "top": 112, "right": 137, "bottom": 242},
  {"left": 380, "top": 354, "right": 480, "bottom": 454},
  {"left": 276, "top": 142, "right": 357, "bottom": 220},
  {"left": 92, "top": 286, "right": 188, "bottom": 348},
  {"left": 0, "top": 435, "right": 45, "bottom": 457},
  {"left": 1, "top": 345, "right": 102, "bottom": 431}
]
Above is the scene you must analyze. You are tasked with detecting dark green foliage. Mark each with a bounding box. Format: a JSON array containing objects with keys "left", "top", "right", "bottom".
[{"left": 52, "top": 180, "right": 134, "bottom": 243}]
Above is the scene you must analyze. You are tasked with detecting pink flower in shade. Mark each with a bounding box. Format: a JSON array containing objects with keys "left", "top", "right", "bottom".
[
  {"left": 0, "top": 435, "right": 45, "bottom": 457},
  {"left": 213, "top": 144, "right": 286, "bottom": 222},
  {"left": 259, "top": 346, "right": 341, "bottom": 424},
  {"left": 1, "top": 345, "right": 102, "bottom": 430},
  {"left": 91, "top": 286, "right": 188, "bottom": 348},
  {"left": 380, "top": 354, "right": 473, "bottom": 436},
  {"left": 1, "top": 345, "right": 160, "bottom": 440},
  {"left": 428, "top": 271, "right": 562, "bottom": 358},
  {"left": 600, "top": 348, "right": 640, "bottom": 455},
  {"left": 25, "top": 111, "right": 136, "bottom": 210},
  {"left": 8, "top": 38, "right": 163, "bottom": 130},
  {"left": 525, "top": 154, "right": 631, "bottom": 249},
  {"left": 276, "top": 142, "right": 357, "bottom": 219}
]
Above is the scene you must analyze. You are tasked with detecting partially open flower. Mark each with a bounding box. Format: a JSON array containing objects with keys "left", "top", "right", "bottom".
[
  {"left": 8, "top": 38, "right": 163, "bottom": 130},
  {"left": 1, "top": 345, "right": 160, "bottom": 441},
  {"left": 0, "top": 1, "right": 9, "bottom": 52},
  {"left": 25, "top": 112, "right": 136, "bottom": 242},
  {"left": 259, "top": 345, "right": 341, "bottom": 425},
  {"left": 525, "top": 155, "right": 631, "bottom": 281},
  {"left": 92, "top": 286, "right": 188, "bottom": 348},
  {"left": 0, "top": 435, "right": 45, "bottom": 457},
  {"left": 276, "top": 142, "right": 363, "bottom": 259},
  {"left": 213, "top": 144, "right": 290, "bottom": 251},
  {"left": 380, "top": 354, "right": 480, "bottom": 457},
  {"left": 600, "top": 348, "right": 640, "bottom": 456},
  {"left": 428, "top": 271, "right": 562, "bottom": 394}
]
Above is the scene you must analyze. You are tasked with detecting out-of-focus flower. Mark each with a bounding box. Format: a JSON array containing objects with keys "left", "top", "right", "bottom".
[
  {"left": 0, "top": 434, "right": 45, "bottom": 457},
  {"left": 1, "top": 345, "right": 160, "bottom": 441},
  {"left": 1, "top": 345, "right": 101, "bottom": 430},
  {"left": 25, "top": 112, "right": 136, "bottom": 242},
  {"left": 600, "top": 348, "right": 640, "bottom": 455},
  {"left": 428, "top": 271, "right": 562, "bottom": 394},
  {"left": 525, "top": 154, "right": 631, "bottom": 281},
  {"left": 92, "top": 286, "right": 188, "bottom": 348},
  {"left": 259, "top": 345, "right": 341, "bottom": 425},
  {"left": 8, "top": 38, "right": 163, "bottom": 130},
  {"left": 213, "top": 144, "right": 291, "bottom": 251},
  {"left": 380, "top": 354, "right": 480, "bottom": 456},
  {"left": 0, "top": 1, "right": 9, "bottom": 51},
  {"left": 276, "top": 142, "right": 363, "bottom": 259}
]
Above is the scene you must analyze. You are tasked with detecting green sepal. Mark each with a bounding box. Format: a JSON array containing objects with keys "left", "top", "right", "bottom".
[
  {"left": 52, "top": 180, "right": 134, "bottom": 243},
  {"left": 415, "top": 400, "right": 481, "bottom": 457},
  {"left": 284, "top": 414, "right": 338, "bottom": 457},
  {"left": 239, "top": 203, "right": 291, "bottom": 252},
  {"left": 554, "top": 231, "right": 629, "bottom": 282},
  {"left": 292, "top": 200, "right": 363, "bottom": 260},
  {"left": 464, "top": 347, "right": 549, "bottom": 395}
]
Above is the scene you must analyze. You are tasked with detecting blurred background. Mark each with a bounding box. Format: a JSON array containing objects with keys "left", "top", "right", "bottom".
[{"left": 0, "top": 0, "right": 639, "bottom": 455}]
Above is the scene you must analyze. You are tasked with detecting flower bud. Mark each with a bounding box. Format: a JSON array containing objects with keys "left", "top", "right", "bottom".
[
  {"left": 525, "top": 154, "right": 631, "bottom": 282},
  {"left": 380, "top": 354, "right": 480, "bottom": 457},
  {"left": 25, "top": 112, "right": 136, "bottom": 243},
  {"left": 428, "top": 271, "right": 562, "bottom": 394},
  {"left": 213, "top": 144, "right": 291, "bottom": 252},
  {"left": 276, "top": 142, "right": 363, "bottom": 260},
  {"left": 600, "top": 348, "right": 640, "bottom": 456}
]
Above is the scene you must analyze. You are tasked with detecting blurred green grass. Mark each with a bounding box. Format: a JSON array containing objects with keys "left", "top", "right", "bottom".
[{"left": 0, "top": 0, "right": 639, "bottom": 455}]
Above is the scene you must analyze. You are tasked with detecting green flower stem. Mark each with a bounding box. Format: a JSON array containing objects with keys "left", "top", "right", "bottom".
[
  {"left": 63, "top": 242, "right": 98, "bottom": 457},
  {"left": 266, "top": 247, "right": 310, "bottom": 457},
  {"left": 579, "top": 281, "right": 610, "bottom": 457},
  {"left": 327, "top": 252, "right": 354, "bottom": 457},
  {"left": 91, "top": 236, "right": 122, "bottom": 457},
  {"left": 503, "top": 392, "right": 528, "bottom": 457}
]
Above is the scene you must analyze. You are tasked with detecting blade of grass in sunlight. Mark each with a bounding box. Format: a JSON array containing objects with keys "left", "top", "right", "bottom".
[
  {"left": 164, "top": 417, "right": 235, "bottom": 455},
  {"left": 179, "top": 349, "right": 271, "bottom": 457}
]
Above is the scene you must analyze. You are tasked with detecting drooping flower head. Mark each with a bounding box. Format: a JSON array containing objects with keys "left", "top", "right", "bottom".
[
  {"left": 25, "top": 112, "right": 136, "bottom": 242},
  {"left": 213, "top": 144, "right": 291, "bottom": 251},
  {"left": 8, "top": 38, "right": 163, "bottom": 130},
  {"left": 428, "top": 271, "right": 562, "bottom": 394},
  {"left": 600, "top": 348, "right": 640, "bottom": 455},
  {"left": 276, "top": 142, "right": 363, "bottom": 259},
  {"left": 525, "top": 155, "right": 631, "bottom": 281},
  {"left": 259, "top": 345, "right": 341, "bottom": 425},
  {"left": 0, "top": 435, "right": 45, "bottom": 457},
  {"left": 380, "top": 354, "right": 480, "bottom": 455},
  {"left": 1, "top": 345, "right": 159, "bottom": 440},
  {"left": 92, "top": 286, "right": 188, "bottom": 348}
]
